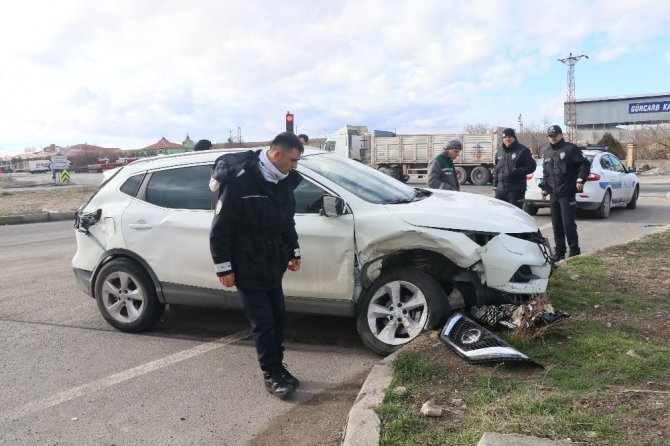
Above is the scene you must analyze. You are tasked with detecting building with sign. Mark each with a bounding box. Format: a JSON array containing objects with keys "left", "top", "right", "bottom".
[{"left": 572, "top": 92, "right": 670, "bottom": 143}]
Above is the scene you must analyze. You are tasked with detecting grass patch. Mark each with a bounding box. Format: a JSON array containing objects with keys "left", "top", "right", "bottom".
[{"left": 378, "top": 229, "right": 670, "bottom": 445}]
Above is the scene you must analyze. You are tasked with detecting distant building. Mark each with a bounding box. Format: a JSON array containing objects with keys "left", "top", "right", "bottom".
[
  {"left": 572, "top": 92, "right": 670, "bottom": 144},
  {"left": 182, "top": 133, "right": 195, "bottom": 150},
  {"left": 139, "top": 137, "right": 188, "bottom": 156}
]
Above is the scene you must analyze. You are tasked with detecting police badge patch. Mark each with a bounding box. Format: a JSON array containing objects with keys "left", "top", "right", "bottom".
[
  {"left": 216, "top": 200, "right": 223, "bottom": 214},
  {"left": 560, "top": 152, "right": 566, "bottom": 160},
  {"left": 512, "top": 153, "right": 517, "bottom": 160}
]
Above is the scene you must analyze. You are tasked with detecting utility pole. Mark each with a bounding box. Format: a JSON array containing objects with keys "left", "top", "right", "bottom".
[
  {"left": 518, "top": 114, "right": 524, "bottom": 133},
  {"left": 558, "top": 52, "right": 588, "bottom": 142}
]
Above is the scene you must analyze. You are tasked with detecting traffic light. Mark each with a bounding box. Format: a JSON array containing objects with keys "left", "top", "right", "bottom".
[{"left": 285, "top": 111, "right": 294, "bottom": 133}]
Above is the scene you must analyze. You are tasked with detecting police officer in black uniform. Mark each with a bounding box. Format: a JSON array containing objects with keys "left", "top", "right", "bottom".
[
  {"left": 492, "top": 128, "right": 536, "bottom": 208},
  {"left": 540, "top": 125, "right": 590, "bottom": 261},
  {"left": 210, "top": 132, "right": 304, "bottom": 399}
]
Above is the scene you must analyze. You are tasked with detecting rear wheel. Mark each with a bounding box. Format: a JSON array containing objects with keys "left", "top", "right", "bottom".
[
  {"left": 626, "top": 186, "right": 639, "bottom": 209},
  {"left": 455, "top": 167, "right": 467, "bottom": 185},
  {"left": 95, "top": 259, "right": 165, "bottom": 332},
  {"left": 523, "top": 201, "right": 539, "bottom": 216},
  {"left": 594, "top": 190, "right": 611, "bottom": 219},
  {"left": 356, "top": 267, "right": 450, "bottom": 356},
  {"left": 470, "top": 166, "right": 491, "bottom": 185}
]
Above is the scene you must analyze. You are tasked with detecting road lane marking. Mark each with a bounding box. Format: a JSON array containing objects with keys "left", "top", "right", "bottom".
[{"left": 0, "top": 329, "right": 250, "bottom": 423}]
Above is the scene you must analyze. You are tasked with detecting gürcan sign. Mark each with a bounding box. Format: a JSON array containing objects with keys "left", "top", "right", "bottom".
[{"left": 629, "top": 101, "right": 670, "bottom": 114}]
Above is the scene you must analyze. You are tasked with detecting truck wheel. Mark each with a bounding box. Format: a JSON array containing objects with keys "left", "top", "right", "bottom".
[
  {"left": 470, "top": 166, "right": 491, "bottom": 185},
  {"left": 94, "top": 259, "right": 165, "bottom": 332},
  {"left": 455, "top": 167, "right": 467, "bottom": 185},
  {"left": 523, "top": 201, "right": 539, "bottom": 216},
  {"left": 356, "top": 267, "right": 450, "bottom": 356}
]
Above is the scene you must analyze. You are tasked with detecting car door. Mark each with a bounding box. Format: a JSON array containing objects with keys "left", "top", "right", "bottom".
[
  {"left": 607, "top": 155, "right": 634, "bottom": 203},
  {"left": 282, "top": 176, "right": 356, "bottom": 301},
  {"left": 601, "top": 154, "right": 626, "bottom": 204},
  {"left": 121, "top": 164, "right": 220, "bottom": 290}
]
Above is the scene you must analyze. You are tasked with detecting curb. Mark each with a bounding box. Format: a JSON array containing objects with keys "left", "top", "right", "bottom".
[
  {"left": 341, "top": 351, "right": 398, "bottom": 446},
  {"left": 0, "top": 211, "right": 73, "bottom": 226}
]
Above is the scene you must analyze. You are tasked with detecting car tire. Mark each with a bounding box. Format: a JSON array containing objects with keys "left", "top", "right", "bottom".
[
  {"left": 594, "top": 190, "right": 612, "bottom": 219},
  {"left": 95, "top": 259, "right": 165, "bottom": 332},
  {"left": 626, "top": 185, "right": 639, "bottom": 209},
  {"left": 455, "top": 167, "right": 467, "bottom": 185},
  {"left": 470, "top": 166, "right": 491, "bottom": 185},
  {"left": 523, "top": 201, "right": 539, "bottom": 216},
  {"left": 356, "top": 267, "right": 450, "bottom": 356}
]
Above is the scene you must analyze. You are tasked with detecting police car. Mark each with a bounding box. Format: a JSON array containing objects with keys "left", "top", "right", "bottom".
[
  {"left": 72, "top": 147, "right": 553, "bottom": 356},
  {"left": 523, "top": 147, "right": 640, "bottom": 219}
]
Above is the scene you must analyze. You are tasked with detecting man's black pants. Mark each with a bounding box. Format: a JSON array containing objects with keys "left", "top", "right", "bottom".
[
  {"left": 549, "top": 195, "right": 580, "bottom": 256},
  {"left": 237, "top": 286, "right": 286, "bottom": 372},
  {"left": 494, "top": 189, "right": 526, "bottom": 209}
]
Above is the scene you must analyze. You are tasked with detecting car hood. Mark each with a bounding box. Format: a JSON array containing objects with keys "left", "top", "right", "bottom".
[{"left": 386, "top": 190, "right": 539, "bottom": 233}]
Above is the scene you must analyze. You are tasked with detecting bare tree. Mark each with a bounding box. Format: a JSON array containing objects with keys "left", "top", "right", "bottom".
[
  {"left": 463, "top": 123, "right": 495, "bottom": 134},
  {"left": 517, "top": 119, "right": 550, "bottom": 157}
]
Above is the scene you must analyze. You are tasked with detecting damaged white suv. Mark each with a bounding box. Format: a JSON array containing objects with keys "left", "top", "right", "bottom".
[{"left": 72, "top": 148, "right": 553, "bottom": 355}]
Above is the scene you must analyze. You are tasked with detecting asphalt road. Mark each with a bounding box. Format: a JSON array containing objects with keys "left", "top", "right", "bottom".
[
  {"left": 0, "top": 174, "right": 668, "bottom": 445},
  {"left": 0, "top": 221, "right": 377, "bottom": 445}
]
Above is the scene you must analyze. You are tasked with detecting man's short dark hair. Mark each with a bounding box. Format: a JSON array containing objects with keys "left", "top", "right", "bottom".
[
  {"left": 298, "top": 134, "right": 309, "bottom": 143},
  {"left": 194, "top": 139, "right": 212, "bottom": 151},
  {"left": 271, "top": 132, "right": 304, "bottom": 154}
]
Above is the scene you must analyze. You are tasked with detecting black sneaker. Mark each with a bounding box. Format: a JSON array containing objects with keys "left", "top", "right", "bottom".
[
  {"left": 279, "top": 364, "right": 300, "bottom": 388},
  {"left": 568, "top": 250, "right": 581, "bottom": 258},
  {"left": 263, "top": 371, "right": 295, "bottom": 399},
  {"left": 554, "top": 254, "right": 565, "bottom": 262}
]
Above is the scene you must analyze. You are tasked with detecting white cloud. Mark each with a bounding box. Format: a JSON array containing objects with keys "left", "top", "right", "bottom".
[{"left": 1, "top": 0, "right": 670, "bottom": 155}]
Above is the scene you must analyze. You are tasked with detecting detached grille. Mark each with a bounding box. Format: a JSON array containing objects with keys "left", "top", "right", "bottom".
[{"left": 440, "top": 313, "right": 543, "bottom": 367}]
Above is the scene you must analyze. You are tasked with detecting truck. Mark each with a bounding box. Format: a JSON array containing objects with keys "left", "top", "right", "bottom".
[
  {"left": 28, "top": 160, "right": 52, "bottom": 174},
  {"left": 324, "top": 125, "right": 502, "bottom": 185}
]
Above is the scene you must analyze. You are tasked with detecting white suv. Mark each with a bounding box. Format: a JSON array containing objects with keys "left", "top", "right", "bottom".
[{"left": 73, "top": 148, "right": 553, "bottom": 355}]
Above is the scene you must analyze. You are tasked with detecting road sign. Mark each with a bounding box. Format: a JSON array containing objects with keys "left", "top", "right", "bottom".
[
  {"left": 50, "top": 155, "right": 70, "bottom": 170},
  {"left": 60, "top": 170, "right": 71, "bottom": 183}
]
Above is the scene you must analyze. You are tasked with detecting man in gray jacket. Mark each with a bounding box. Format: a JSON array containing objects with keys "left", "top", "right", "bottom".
[{"left": 427, "top": 139, "right": 462, "bottom": 191}]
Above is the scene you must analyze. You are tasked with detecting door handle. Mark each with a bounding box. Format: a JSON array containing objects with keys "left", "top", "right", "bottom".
[{"left": 128, "top": 223, "right": 153, "bottom": 230}]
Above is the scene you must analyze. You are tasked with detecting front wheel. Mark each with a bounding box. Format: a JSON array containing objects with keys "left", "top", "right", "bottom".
[
  {"left": 356, "top": 267, "right": 450, "bottom": 356},
  {"left": 626, "top": 186, "right": 639, "bottom": 209},
  {"left": 95, "top": 259, "right": 165, "bottom": 332}
]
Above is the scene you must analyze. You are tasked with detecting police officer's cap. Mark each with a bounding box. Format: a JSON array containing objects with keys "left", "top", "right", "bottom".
[{"left": 547, "top": 125, "right": 563, "bottom": 136}]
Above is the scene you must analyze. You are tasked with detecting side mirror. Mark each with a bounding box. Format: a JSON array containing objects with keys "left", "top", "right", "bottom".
[
  {"left": 627, "top": 166, "right": 637, "bottom": 173},
  {"left": 321, "top": 195, "right": 345, "bottom": 217}
]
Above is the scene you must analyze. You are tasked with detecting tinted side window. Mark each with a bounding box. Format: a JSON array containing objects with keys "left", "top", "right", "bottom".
[
  {"left": 120, "top": 173, "right": 145, "bottom": 197},
  {"left": 294, "top": 179, "right": 326, "bottom": 214},
  {"left": 145, "top": 165, "right": 213, "bottom": 210},
  {"left": 608, "top": 155, "right": 625, "bottom": 173}
]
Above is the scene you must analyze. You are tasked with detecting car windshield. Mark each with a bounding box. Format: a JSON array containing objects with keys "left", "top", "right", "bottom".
[{"left": 299, "top": 152, "right": 418, "bottom": 204}]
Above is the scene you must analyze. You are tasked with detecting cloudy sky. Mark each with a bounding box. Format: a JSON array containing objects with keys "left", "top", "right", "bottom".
[{"left": 1, "top": 0, "right": 669, "bottom": 156}]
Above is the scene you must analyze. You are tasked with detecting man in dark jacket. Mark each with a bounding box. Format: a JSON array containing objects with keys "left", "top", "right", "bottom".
[
  {"left": 540, "top": 125, "right": 590, "bottom": 261},
  {"left": 492, "top": 128, "right": 536, "bottom": 208},
  {"left": 210, "top": 132, "right": 304, "bottom": 399},
  {"left": 427, "top": 139, "right": 462, "bottom": 191}
]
